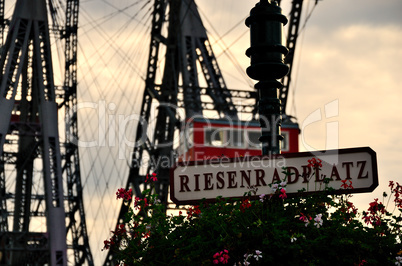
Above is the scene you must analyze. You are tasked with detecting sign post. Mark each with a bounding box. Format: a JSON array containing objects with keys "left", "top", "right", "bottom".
[{"left": 170, "top": 147, "right": 378, "bottom": 205}]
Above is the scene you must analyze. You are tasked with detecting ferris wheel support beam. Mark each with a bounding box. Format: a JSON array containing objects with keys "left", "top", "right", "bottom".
[
  {"left": 126, "top": 0, "right": 241, "bottom": 203},
  {"left": 0, "top": 0, "right": 93, "bottom": 265},
  {"left": 279, "top": 0, "right": 304, "bottom": 115},
  {"left": 62, "top": 0, "right": 94, "bottom": 264},
  {"left": 0, "top": 0, "right": 4, "bottom": 46},
  {"left": 0, "top": 0, "right": 67, "bottom": 264},
  {"left": 103, "top": 2, "right": 169, "bottom": 264}
]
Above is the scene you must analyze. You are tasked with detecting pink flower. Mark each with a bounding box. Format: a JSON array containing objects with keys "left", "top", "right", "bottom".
[
  {"left": 314, "top": 213, "right": 323, "bottom": 228},
  {"left": 145, "top": 172, "right": 158, "bottom": 183},
  {"left": 259, "top": 194, "right": 266, "bottom": 202},
  {"left": 116, "top": 188, "right": 132, "bottom": 201},
  {"left": 341, "top": 179, "right": 353, "bottom": 189},
  {"left": 254, "top": 250, "right": 262, "bottom": 261},
  {"left": 187, "top": 206, "right": 201, "bottom": 218},
  {"left": 308, "top": 157, "right": 322, "bottom": 168},
  {"left": 358, "top": 259, "right": 367, "bottom": 265},
  {"left": 389, "top": 181, "right": 402, "bottom": 208},
  {"left": 395, "top": 256, "right": 402, "bottom": 266},
  {"left": 362, "top": 198, "right": 386, "bottom": 226},
  {"left": 279, "top": 188, "right": 287, "bottom": 199},
  {"left": 212, "top": 250, "right": 229, "bottom": 264},
  {"left": 134, "top": 197, "right": 148, "bottom": 211},
  {"left": 240, "top": 199, "right": 252, "bottom": 212},
  {"left": 102, "top": 239, "right": 114, "bottom": 250},
  {"left": 299, "top": 213, "right": 312, "bottom": 227}
]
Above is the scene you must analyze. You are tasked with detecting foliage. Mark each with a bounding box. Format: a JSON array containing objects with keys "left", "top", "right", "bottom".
[{"left": 103, "top": 162, "right": 402, "bottom": 265}]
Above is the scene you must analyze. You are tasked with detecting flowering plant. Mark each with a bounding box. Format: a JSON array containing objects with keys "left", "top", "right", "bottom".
[{"left": 103, "top": 161, "right": 402, "bottom": 265}]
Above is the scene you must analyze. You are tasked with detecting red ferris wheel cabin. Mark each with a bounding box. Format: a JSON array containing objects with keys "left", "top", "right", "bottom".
[{"left": 178, "top": 117, "right": 299, "bottom": 162}]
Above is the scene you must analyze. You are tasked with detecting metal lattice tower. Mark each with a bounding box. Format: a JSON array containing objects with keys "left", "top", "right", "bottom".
[
  {"left": 104, "top": 0, "right": 244, "bottom": 264},
  {"left": 128, "top": 0, "right": 239, "bottom": 202},
  {"left": 278, "top": 0, "right": 304, "bottom": 116},
  {"left": 0, "top": 0, "right": 93, "bottom": 265},
  {"left": 104, "top": 0, "right": 311, "bottom": 264}
]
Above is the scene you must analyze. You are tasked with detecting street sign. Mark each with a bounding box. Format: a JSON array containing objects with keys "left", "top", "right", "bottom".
[{"left": 170, "top": 147, "right": 378, "bottom": 205}]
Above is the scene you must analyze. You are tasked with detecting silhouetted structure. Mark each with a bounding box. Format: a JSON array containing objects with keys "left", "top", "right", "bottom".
[
  {"left": 104, "top": 0, "right": 306, "bottom": 264},
  {"left": 0, "top": 0, "right": 93, "bottom": 265}
]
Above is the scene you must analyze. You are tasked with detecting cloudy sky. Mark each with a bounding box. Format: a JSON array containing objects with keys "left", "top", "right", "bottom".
[
  {"left": 73, "top": 0, "right": 402, "bottom": 264},
  {"left": 5, "top": 0, "right": 401, "bottom": 264}
]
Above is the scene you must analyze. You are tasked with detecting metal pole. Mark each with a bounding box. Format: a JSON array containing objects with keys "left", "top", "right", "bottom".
[{"left": 246, "top": 0, "right": 289, "bottom": 155}]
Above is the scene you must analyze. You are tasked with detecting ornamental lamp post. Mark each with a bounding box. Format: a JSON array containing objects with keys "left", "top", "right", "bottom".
[{"left": 246, "top": 0, "right": 289, "bottom": 155}]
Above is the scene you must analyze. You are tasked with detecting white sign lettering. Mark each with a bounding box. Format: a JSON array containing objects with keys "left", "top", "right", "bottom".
[{"left": 170, "top": 147, "right": 378, "bottom": 205}]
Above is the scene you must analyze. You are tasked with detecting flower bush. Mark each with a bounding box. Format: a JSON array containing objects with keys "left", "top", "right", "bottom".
[{"left": 103, "top": 160, "right": 402, "bottom": 265}]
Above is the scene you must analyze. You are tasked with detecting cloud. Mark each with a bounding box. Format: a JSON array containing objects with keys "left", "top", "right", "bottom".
[
  {"left": 290, "top": 19, "right": 402, "bottom": 214},
  {"left": 310, "top": 0, "right": 402, "bottom": 29},
  {"left": 295, "top": 23, "right": 402, "bottom": 147}
]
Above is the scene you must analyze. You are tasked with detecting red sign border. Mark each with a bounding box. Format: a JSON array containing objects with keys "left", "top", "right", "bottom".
[{"left": 169, "top": 147, "right": 378, "bottom": 205}]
